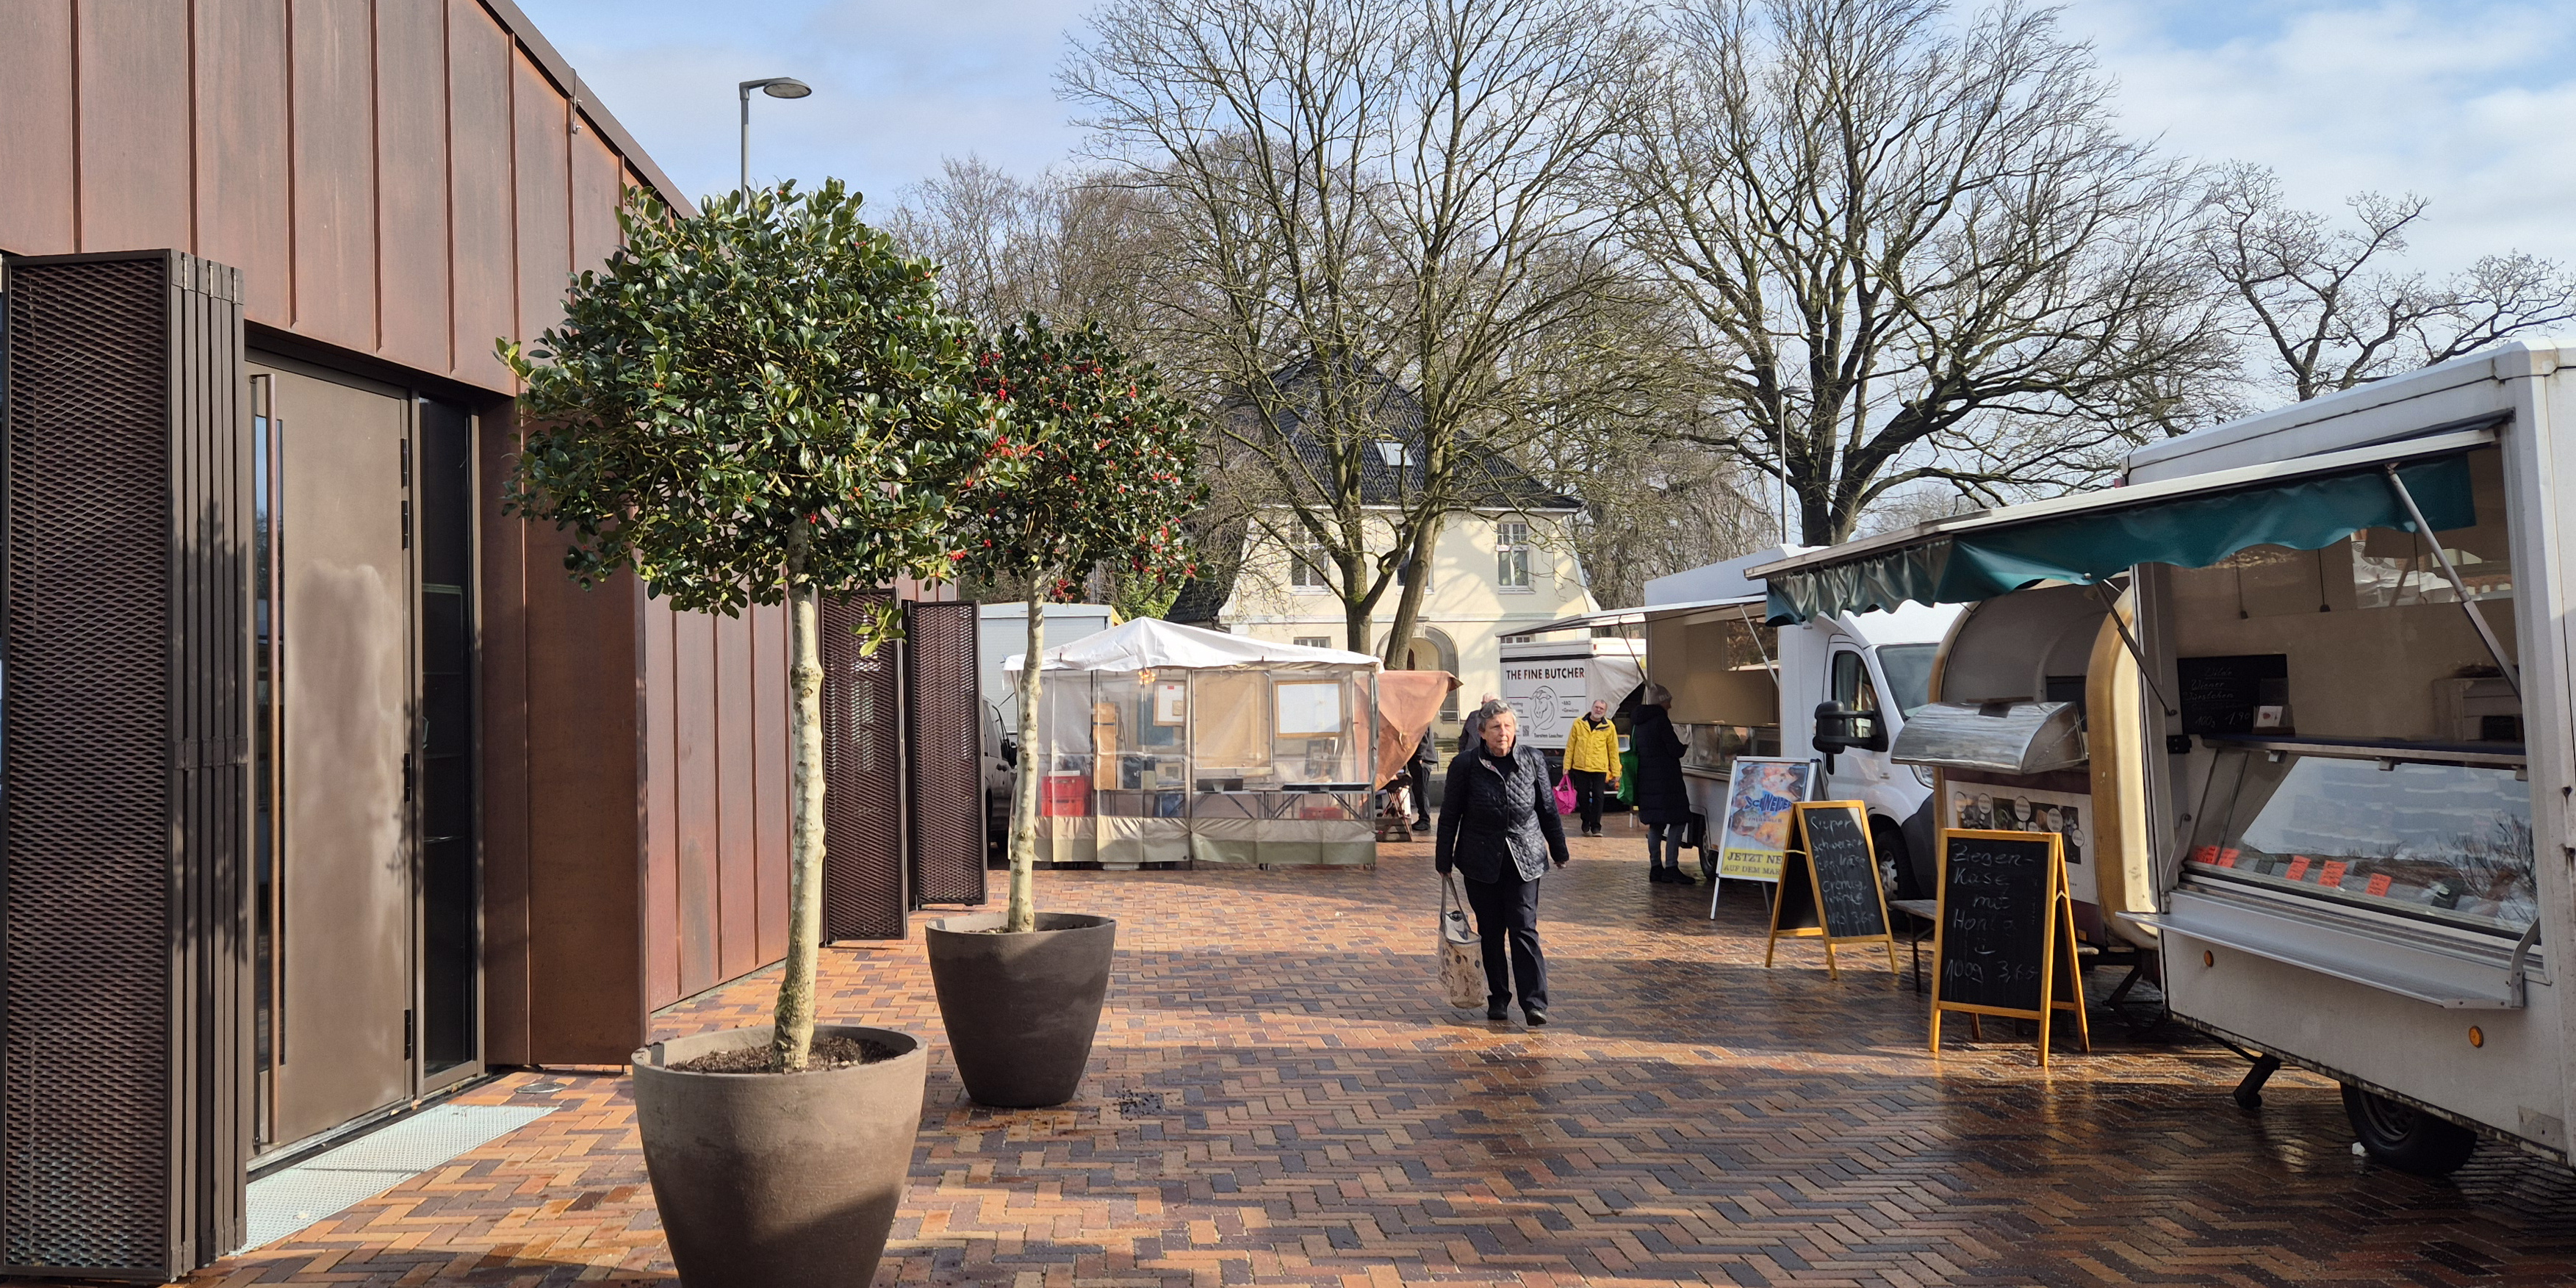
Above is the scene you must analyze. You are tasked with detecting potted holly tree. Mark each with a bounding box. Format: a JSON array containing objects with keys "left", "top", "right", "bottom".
[
  {"left": 926, "top": 315, "right": 1203, "bottom": 1107},
  {"left": 503, "top": 181, "right": 1003, "bottom": 1288}
]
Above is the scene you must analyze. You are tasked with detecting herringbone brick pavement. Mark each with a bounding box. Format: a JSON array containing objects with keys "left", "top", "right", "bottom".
[{"left": 28, "top": 829, "right": 2576, "bottom": 1286}]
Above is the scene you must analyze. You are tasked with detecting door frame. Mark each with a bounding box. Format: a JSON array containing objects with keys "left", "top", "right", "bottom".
[{"left": 244, "top": 350, "right": 487, "bottom": 1145}]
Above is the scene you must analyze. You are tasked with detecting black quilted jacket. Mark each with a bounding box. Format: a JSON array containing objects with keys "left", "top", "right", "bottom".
[{"left": 1434, "top": 741, "right": 1568, "bottom": 882}]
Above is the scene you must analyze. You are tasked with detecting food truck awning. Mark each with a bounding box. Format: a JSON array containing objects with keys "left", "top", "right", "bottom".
[{"left": 1751, "top": 425, "right": 2495, "bottom": 624}]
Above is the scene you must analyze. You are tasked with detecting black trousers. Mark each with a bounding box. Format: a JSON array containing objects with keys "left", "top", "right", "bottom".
[
  {"left": 1411, "top": 767, "right": 1435, "bottom": 824},
  {"left": 1568, "top": 769, "right": 1607, "bottom": 832},
  {"left": 1464, "top": 868, "right": 1547, "bottom": 1011}
]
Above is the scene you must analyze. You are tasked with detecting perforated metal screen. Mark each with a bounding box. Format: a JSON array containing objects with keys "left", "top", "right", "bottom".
[
  {"left": 906, "top": 601, "right": 986, "bottom": 906},
  {"left": 1, "top": 251, "right": 251, "bottom": 1278},
  {"left": 820, "top": 596, "right": 907, "bottom": 940}
]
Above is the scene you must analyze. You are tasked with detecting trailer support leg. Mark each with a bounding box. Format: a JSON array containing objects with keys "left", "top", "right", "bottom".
[{"left": 2234, "top": 1054, "right": 2283, "bottom": 1111}]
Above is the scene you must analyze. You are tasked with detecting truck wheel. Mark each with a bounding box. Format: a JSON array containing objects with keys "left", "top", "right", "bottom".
[
  {"left": 1871, "top": 819, "right": 1917, "bottom": 901},
  {"left": 2342, "top": 1084, "right": 2477, "bottom": 1176}
]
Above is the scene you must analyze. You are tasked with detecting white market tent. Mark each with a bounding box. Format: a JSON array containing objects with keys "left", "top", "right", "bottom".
[{"left": 1002, "top": 618, "right": 1389, "bottom": 868}]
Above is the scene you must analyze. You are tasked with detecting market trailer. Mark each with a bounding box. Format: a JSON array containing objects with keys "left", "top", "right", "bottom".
[{"left": 1753, "top": 343, "right": 2576, "bottom": 1173}]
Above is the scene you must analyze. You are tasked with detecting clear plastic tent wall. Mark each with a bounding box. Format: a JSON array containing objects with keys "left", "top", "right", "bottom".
[{"left": 1011, "top": 620, "right": 1383, "bottom": 867}]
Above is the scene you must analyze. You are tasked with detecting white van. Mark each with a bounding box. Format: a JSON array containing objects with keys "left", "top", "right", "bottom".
[
  {"left": 1753, "top": 341, "right": 2576, "bottom": 1176},
  {"left": 1523, "top": 551, "right": 1962, "bottom": 896}
]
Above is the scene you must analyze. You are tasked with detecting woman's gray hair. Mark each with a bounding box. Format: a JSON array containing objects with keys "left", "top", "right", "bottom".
[{"left": 1642, "top": 683, "right": 1672, "bottom": 707}]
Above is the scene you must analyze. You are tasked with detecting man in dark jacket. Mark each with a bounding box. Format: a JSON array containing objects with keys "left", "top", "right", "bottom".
[
  {"left": 1409, "top": 720, "right": 1441, "bottom": 830},
  {"left": 1435, "top": 705, "right": 1569, "bottom": 1026},
  {"left": 1630, "top": 683, "right": 1695, "bottom": 884}
]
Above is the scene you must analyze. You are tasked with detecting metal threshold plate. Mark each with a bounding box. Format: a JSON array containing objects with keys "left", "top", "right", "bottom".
[{"left": 241, "top": 1104, "right": 556, "bottom": 1251}]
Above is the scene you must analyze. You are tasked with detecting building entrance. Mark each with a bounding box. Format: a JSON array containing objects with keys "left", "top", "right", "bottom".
[{"left": 250, "top": 359, "right": 479, "bottom": 1153}]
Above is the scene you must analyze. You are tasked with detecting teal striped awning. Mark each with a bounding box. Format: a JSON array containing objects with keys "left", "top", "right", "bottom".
[{"left": 1764, "top": 452, "right": 2477, "bottom": 625}]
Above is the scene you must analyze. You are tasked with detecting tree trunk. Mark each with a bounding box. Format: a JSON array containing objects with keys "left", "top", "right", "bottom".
[
  {"left": 1379, "top": 515, "right": 1441, "bottom": 668},
  {"left": 1004, "top": 580, "right": 1046, "bottom": 933},
  {"left": 769, "top": 528, "right": 827, "bottom": 1072}
]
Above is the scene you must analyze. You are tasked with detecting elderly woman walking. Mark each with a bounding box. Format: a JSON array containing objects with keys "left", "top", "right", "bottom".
[{"left": 1435, "top": 705, "right": 1569, "bottom": 1026}]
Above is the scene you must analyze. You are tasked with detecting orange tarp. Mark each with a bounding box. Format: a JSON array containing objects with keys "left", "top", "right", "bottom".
[{"left": 1373, "top": 671, "right": 1459, "bottom": 788}]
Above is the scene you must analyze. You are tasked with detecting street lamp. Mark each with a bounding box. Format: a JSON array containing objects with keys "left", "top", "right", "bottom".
[{"left": 738, "top": 76, "right": 813, "bottom": 197}]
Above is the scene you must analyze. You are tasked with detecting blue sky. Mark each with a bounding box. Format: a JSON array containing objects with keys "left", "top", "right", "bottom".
[{"left": 523, "top": 0, "right": 2576, "bottom": 273}]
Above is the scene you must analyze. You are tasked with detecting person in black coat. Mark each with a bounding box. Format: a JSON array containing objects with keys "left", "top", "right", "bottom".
[
  {"left": 1408, "top": 720, "right": 1441, "bottom": 830},
  {"left": 1630, "top": 684, "right": 1695, "bottom": 885},
  {"left": 1434, "top": 705, "right": 1569, "bottom": 1026}
]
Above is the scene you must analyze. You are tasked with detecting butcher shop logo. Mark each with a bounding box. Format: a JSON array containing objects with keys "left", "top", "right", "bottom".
[{"left": 1506, "top": 666, "right": 1586, "bottom": 680}]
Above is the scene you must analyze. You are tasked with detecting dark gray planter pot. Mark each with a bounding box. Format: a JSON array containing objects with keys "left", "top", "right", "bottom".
[
  {"left": 630, "top": 1024, "right": 927, "bottom": 1288},
  {"left": 924, "top": 912, "right": 1115, "bottom": 1107}
]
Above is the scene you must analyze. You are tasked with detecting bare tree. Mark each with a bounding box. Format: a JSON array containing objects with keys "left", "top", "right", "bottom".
[
  {"left": 1064, "top": 0, "right": 1657, "bottom": 658},
  {"left": 1605, "top": 0, "right": 2235, "bottom": 544},
  {"left": 888, "top": 156, "right": 1168, "bottom": 337},
  {"left": 2198, "top": 162, "right": 2576, "bottom": 403}
]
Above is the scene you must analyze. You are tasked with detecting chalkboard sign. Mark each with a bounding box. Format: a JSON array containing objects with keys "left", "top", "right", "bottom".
[
  {"left": 1764, "top": 802, "right": 1898, "bottom": 979},
  {"left": 2177, "top": 654, "right": 2287, "bottom": 736},
  {"left": 1929, "top": 829, "right": 2090, "bottom": 1065}
]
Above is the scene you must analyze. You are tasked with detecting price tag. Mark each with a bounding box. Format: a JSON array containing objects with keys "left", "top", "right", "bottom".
[
  {"left": 2192, "top": 845, "right": 2220, "bottom": 865},
  {"left": 2318, "top": 860, "right": 2348, "bottom": 888},
  {"left": 2366, "top": 873, "right": 2393, "bottom": 897},
  {"left": 2285, "top": 855, "right": 2311, "bottom": 882},
  {"left": 2217, "top": 848, "right": 2240, "bottom": 868}
]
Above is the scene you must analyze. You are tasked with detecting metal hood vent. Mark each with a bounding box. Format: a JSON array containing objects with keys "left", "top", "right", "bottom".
[{"left": 1891, "top": 699, "right": 2086, "bottom": 774}]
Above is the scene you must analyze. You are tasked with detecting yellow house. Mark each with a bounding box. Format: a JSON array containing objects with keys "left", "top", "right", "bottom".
[
  {"left": 1168, "top": 430, "right": 1599, "bottom": 741},
  {"left": 1222, "top": 507, "right": 1597, "bottom": 739}
]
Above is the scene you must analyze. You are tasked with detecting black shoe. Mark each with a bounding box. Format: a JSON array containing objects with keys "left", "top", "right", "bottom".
[
  {"left": 1666, "top": 867, "right": 1698, "bottom": 885},
  {"left": 1523, "top": 1008, "right": 1549, "bottom": 1026},
  {"left": 1486, "top": 1001, "right": 1510, "bottom": 1021},
  {"left": 1648, "top": 866, "right": 1672, "bottom": 883},
  {"left": 1412, "top": 819, "right": 1431, "bottom": 832}
]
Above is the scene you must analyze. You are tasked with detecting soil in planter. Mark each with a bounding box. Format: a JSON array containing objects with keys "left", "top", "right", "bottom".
[{"left": 670, "top": 1035, "right": 902, "bottom": 1074}]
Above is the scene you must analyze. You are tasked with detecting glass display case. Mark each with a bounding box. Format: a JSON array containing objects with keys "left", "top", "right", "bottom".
[{"left": 2181, "top": 736, "right": 2536, "bottom": 935}]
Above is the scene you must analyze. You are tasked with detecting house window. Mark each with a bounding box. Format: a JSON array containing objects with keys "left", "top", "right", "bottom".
[
  {"left": 1293, "top": 636, "right": 1332, "bottom": 649},
  {"left": 1495, "top": 520, "right": 1531, "bottom": 589},
  {"left": 1289, "top": 533, "right": 1328, "bottom": 589},
  {"left": 1375, "top": 441, "right": 1411, "bottom": 467}
]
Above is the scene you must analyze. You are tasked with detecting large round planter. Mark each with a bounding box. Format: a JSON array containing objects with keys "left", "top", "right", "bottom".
[
  {"left": 925, "top": 912, "right": 1115, "bottom": 1107},
  {"left": 630, "top": 1024, "right": 927, "bottom": 1288}
]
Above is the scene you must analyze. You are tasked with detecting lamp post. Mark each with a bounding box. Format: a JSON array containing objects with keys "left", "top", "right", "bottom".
[{"left": 738, "top": 76, "right": 813, "bottom": 197}]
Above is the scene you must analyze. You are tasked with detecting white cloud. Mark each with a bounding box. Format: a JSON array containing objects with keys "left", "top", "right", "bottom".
[{"left": 2067, "top": 0, "right": 2576, "bottom": 270}]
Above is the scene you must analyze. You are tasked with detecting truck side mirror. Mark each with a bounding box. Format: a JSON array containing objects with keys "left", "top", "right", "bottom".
[{"left": 1812, "top": 701, "right": 1887, "bottom": 754}]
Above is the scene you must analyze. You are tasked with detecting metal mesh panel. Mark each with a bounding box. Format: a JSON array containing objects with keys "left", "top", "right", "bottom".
[
  {"left": 1, "top": 253, "right": 248, "bottom": 1278},
  {"left": 906, "top": 601, "right": 985, "bottom": 905},
  {"left": 819, "top": 597, "right": 907, "bottom": 940},
  {"left": 4, "top": 256, "right": 175, "bottom": 1274}
]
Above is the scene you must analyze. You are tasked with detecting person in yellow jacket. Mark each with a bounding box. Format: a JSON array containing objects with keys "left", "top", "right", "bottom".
[{"left": 1562, "top": 699, "right": 1622, "bottom": 837}]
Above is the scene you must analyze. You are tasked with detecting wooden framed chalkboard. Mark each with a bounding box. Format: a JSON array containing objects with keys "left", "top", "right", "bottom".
[
  {"left": 1763, "top": 802, "right": 1899, "bottom": 979},
  {"left": 1929, "top": 829, "right": 2090, "bottom": 1065}
]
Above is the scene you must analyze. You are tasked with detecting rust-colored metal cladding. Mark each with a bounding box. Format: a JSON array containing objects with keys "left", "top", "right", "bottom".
[
  {"left": 823, "top": 596, "right": 909, "bottom": 940},
  {"left": 1, "top": 251, "right": 251, "bottom": 1278},
  {"left": 907, "top": 601, "right": 988, "bottom": 906}
]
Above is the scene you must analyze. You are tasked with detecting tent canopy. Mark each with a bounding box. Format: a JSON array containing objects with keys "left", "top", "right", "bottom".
[
  {"left": 1006, "top": 616, "right": 1380, "bottom": 673},
  {"left": 1755, "top": 429, "right": 2487, "bottom": 625}
]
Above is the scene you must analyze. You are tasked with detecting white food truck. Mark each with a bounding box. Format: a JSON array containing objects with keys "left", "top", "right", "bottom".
[
  {"left": 1526, "top": 550, "right": 1959, "bottom": 897},
  {"left": 1750, "top": 342, "right": 2576, "bottom": 1176},
  {"left": 1497, "top": 636, "right": 1645, "bottom": 753}
]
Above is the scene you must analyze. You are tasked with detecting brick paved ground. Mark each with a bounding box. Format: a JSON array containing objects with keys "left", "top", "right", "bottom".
[{"left": 48, "top": 827, "right": 2576, "bottom": 1286}]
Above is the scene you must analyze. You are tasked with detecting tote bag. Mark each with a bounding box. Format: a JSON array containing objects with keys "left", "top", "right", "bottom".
[
  {"left": 1553, "top": 773, "right": 1577, "bottom": 816},
  {"left": 1438, "top": 873, "right": 1486, "bottom": 1008}
]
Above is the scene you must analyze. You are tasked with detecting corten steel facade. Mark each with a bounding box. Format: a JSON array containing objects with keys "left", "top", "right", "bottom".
[{"left": 0, "top": 1, "right": 968, "bottom": 1277}]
